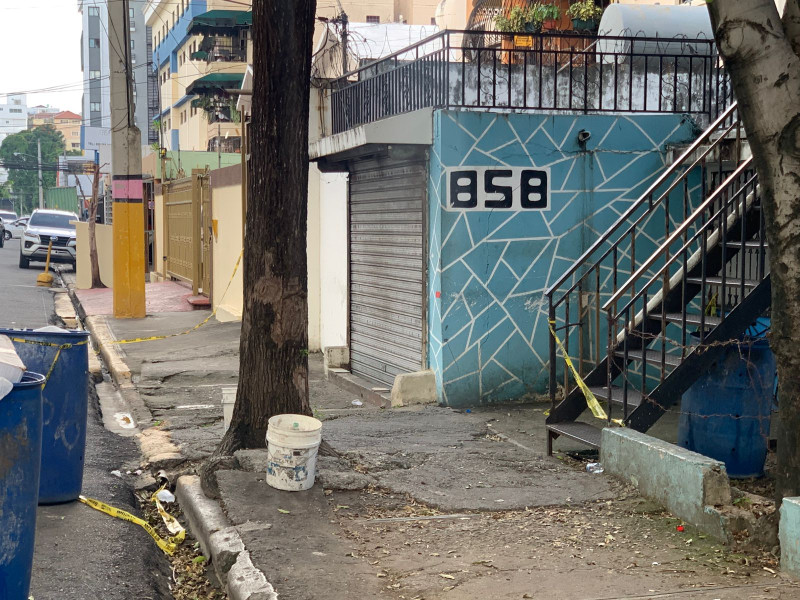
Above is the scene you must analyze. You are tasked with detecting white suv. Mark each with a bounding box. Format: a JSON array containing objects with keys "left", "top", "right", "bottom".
[{"left": 20, "top": 209, "right": 79, "bottom": 269}]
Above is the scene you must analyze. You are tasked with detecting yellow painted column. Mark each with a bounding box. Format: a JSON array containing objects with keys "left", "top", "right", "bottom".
[{"left": 112, "top": 175, "right": 146, "bottom": 318}]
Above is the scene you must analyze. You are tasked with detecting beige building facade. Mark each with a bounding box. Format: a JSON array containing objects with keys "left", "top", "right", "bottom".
[{"left": 53, "top": 111, "right": 82, "bottom": 152}]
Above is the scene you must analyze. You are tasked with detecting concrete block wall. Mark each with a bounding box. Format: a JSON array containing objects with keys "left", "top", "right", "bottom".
[
  {"left": 601, "top": 428, "right": 731, "bottom": 540},
  {"left": 781, "top": 497, "right": 800, "bottom": 577}
]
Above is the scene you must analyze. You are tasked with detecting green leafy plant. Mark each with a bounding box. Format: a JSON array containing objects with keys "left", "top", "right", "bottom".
[
  {"left": 566, "top": 0, "right": 604, "bottom": 22},
  {"left": 495, "top": 3, "right": 560, "bottom": 33}
]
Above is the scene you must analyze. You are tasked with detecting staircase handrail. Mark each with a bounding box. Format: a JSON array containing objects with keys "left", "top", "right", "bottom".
[
  {"left": 545, "top": 101, "right": 739, "bottom": 303},
  {"left": 604, "top": 156, "right": 755, "bottom": 316}
]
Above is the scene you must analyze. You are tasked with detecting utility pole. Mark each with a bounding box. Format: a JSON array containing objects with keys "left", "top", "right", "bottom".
[
  {"left": 340, "top": 11, "right": 349, "bottom": 77},
  {"left": 37, "top": 139, "right": 44, "bottom": 209},
  {"left": 109, "top": 0, "right": 145, "bottom": 318}
]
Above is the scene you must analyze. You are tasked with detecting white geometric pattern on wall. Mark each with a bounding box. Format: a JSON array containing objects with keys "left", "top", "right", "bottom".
[{"left": 427, "top": 109, "right": 701, "bottom": 406}]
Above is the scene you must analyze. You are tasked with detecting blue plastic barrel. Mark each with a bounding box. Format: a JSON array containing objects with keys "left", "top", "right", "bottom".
[
  {"left": 0, "top": 329, "right": 90, "bottom": 504},
  {"left": 678, "top": 329, "right": 775, "bottom": 478},
  {"left": 0, "top": 372, "right": 45, "bottom": 600}
]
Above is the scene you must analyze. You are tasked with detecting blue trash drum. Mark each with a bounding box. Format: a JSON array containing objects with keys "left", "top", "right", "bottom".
[
  {"left": 0, "top": 372, "right": 45, "bottom": 600},
  {"left": 678, "top": 321, "right": 775, "bottom": 478},
  {"left": 0, "top": 329, "right": 90, "bottom": 504}
]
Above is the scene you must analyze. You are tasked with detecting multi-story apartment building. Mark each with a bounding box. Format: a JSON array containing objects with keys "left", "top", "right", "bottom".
[
  {"left": 77, "top": 0, "right": 156, "bottom": 146},
  {"left": 53, "top": 112, "right": 83, "bottom": 152},
  {"left": 145, "top": 0, "right": 250, "bottom": 152},
  {"left": 0, "top": 94, "right": 29, "bottom": 184},
  {"left": 317, "top": 0, "right": 439, "bottom": 26}
]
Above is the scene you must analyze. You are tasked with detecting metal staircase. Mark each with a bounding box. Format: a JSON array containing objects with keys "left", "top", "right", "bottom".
[{"left": 545, "top": 103, "right": 771, "bottom": 453}]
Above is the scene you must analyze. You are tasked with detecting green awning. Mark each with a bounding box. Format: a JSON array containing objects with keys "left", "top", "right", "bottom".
[
  {"left": 186, "top": 10, "right": 252, "bottom": 36},
  {"left": 185, "top": 72, "right": 245, "bottom": 96}
]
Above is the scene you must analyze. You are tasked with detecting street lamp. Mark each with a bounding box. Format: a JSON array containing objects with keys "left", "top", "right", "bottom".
[{"left": 13, "top": 138, "right": 44, "bottom": 209}]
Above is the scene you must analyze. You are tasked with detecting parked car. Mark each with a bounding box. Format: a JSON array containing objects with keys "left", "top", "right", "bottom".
[
  {"left": 5, "top": 217, "right": 28, "bottom": 240},
  {"left": 0, "top": 210, "right": 16, "bottom": 224},
  {"left": 19, "top": 209, "right": 79, "bottom": 270}
]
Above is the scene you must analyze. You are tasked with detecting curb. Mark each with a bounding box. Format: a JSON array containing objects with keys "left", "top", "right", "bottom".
[
  {"left": 84, "top": 315, "right": 132, "bottom": 387},
  {"left": 176, "top": 476, "right": 277, "bottom": 599}
]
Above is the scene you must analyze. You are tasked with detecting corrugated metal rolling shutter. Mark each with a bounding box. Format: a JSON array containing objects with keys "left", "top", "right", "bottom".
[{"left": 349, "top": 155, "right": 426, "bottom": 387}]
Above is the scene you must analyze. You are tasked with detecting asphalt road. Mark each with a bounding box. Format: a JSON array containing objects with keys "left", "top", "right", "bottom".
[{"left": 0, "top": 239, "right": 172, "bottom": 599}]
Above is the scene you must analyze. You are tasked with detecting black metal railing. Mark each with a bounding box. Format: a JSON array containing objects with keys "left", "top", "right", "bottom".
[
  {"left": 602, "top": 157, "right": 764, "bottom": 422},
  {"left": 192, "top": 39, "right": 247, "bottom": 63},
  {"left": 331, "top": 29, "right": 732, "bottom": 134},
  {"left": 545, "top": 102, "right": 743, "bottom": 407}
]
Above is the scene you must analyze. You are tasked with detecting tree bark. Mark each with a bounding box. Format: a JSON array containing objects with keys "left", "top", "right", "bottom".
[
  {"left": 708, "top": 0, "right": 800, "bottom": 501},
  {"left": 213, "top": 0, "right": 316, "bottom": 456},
  {"left": 87, "top": 164, "right": 104, "bottom": 288}
]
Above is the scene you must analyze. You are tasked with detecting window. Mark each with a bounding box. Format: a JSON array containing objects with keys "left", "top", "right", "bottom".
[
  {"left": 9, "top": 108, "right": 22, "bottom": 113},
  {"left": 431, "top": 17, "right": 437, "bottom": 25},
  {"left": 130, "top": 40, "right": 135, "bottom": 50},
  {"left": 29, "top": 212, "right": 76, "bottom": 230},
  {"left": 89, "top": 70, "right": 101, "bottom": 79},
  {"left": 366, "top": 15, "right": 380, "bottom": 23},
  {"left": 90, "top": 102, "right": 101, "bottom": 112},
  {"left": 89, "top": 38, "right": 100, "bottom": 48},
  {"left": 129, "top": 8, "right": 134, "bottom": 19},
  {"left": 88, "top": 6, "right": 99, "bottom": 16}
]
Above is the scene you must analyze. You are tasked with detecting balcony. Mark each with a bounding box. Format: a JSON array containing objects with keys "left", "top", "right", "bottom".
[
  {"left": 330, "top": 30, "right": 732, "bottom": 135},
  {"left": 191, "top": 39, "right": 247, "bottom": 63}
]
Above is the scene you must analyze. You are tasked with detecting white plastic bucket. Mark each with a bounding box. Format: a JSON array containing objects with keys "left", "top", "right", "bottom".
[
  {"left": 265, "top": 414, "right": 322, "bottom": 492},
  {"left": 221, "top": 386, "right": 236, "bottom": 431}
]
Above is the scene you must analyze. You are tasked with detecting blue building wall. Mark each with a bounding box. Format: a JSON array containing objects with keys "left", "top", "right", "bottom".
[
  {"left": 427, "top": 109, "right": 700, "bottom": 407},
  {"left": 152, "top": 0, "right": 208, "bottom": 70}
]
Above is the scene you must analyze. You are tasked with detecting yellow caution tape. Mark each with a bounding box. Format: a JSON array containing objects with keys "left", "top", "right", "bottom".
[
  {"left": 79, "top": 495, "right": 183, "bottom": 555},
  {"left": 9, "top": 337, "right": 90, "bottom": 389},
  {"left": 151, "top": 485, "right": 186, "bottom": 539},
  {"left": 548, "top": 320, "right": 624, "bottom": 426},
  {"left": 115, "top": 249, "right": 243, "bottom": 345}
]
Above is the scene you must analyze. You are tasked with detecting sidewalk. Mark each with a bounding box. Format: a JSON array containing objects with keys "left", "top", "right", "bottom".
[{"left": 77, "top": 299, "right": 798, "bottom": 599}]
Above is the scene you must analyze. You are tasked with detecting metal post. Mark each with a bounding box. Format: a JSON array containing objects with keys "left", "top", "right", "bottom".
[
  {"left": 109, "top": 0, "right": 145, "bottom": 318},
  {"left": 37, "top": 139, "right": 44, "bottom": 209},
  {"left": 340, "top": 11, "right": 349, "bottom": 77}
]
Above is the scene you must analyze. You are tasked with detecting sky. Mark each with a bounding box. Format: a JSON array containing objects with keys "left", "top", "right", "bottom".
[{"left": 0, "top": 0, "right": 83, "bottom": 113}]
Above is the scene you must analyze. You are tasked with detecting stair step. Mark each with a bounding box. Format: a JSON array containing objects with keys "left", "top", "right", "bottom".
[
  {"left": 615, "top": 349, "right": 682, "bottom": 368},
  {"left": 685, "top": 276, "right": 760, "bottom": 288},
  {"left": 724, "top": 240, "right": 767, "bottom": 249},
  {"left": 589, "top": 386, "right": 643, "bottom": 408},
  {"left": 648, "top": 313, "right": 722, "bottom": 327},
  {"left": 547, "top": 422, "right": 602, "bottom": 449}
]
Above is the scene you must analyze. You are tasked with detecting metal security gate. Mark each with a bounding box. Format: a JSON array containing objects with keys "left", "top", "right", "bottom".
[
  {"left": 163, "top": 177, "right": 194, "bottom": 284},
  {"left": 349, "top": 153, "right": 427, "bottom": 387},
  {"left": 163, "top": 170, "right": 211, "bottom": 296}
]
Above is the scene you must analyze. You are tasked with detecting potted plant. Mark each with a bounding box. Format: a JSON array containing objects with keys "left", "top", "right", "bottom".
[
  {"left": 495, "top": 3, "right": 560, "bottom": 33},
  {"left": 540, "top": 4, "right": 561, "bottom": 31},
  {"left": 495, "top": 5, "right": 541, "bottom": 34},
  {"left": 566, "top": 0, "right": 603, "bottom": 31}
]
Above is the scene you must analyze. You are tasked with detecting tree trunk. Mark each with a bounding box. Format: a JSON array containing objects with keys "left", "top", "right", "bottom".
[
  {"left": 708, "top": 0, "right": 800, "bottom": 501},
  {"left": 214, "top": 0, "right": 316, "bottom": 455},
  {"left": 88, "top": 164, "right": 104, "bottom": 288}
]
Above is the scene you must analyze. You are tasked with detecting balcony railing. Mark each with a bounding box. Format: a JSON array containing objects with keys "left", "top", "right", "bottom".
[
  {"left": 191, "top": 40, "right": 247, "bottom": 63},
  {"left": 331, "top": 30, "right": 732, "bottom": 135}
]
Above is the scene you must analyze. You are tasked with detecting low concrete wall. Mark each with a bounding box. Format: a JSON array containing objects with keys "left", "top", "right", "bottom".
[
  {"left": 75, "top": 222, "right": 114, "bottom": 289},
  {"left": 601, "top": 428, "right": 731, "bottom": 540},
  {"left": 781, "top": 497, "right": 800, "bottom": 577},
  {"left": 153, "top": 186, "right": 165, "bottom": 279},
  {"left": 210, "top": 171, "right": 244, "bottom": 322}
]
